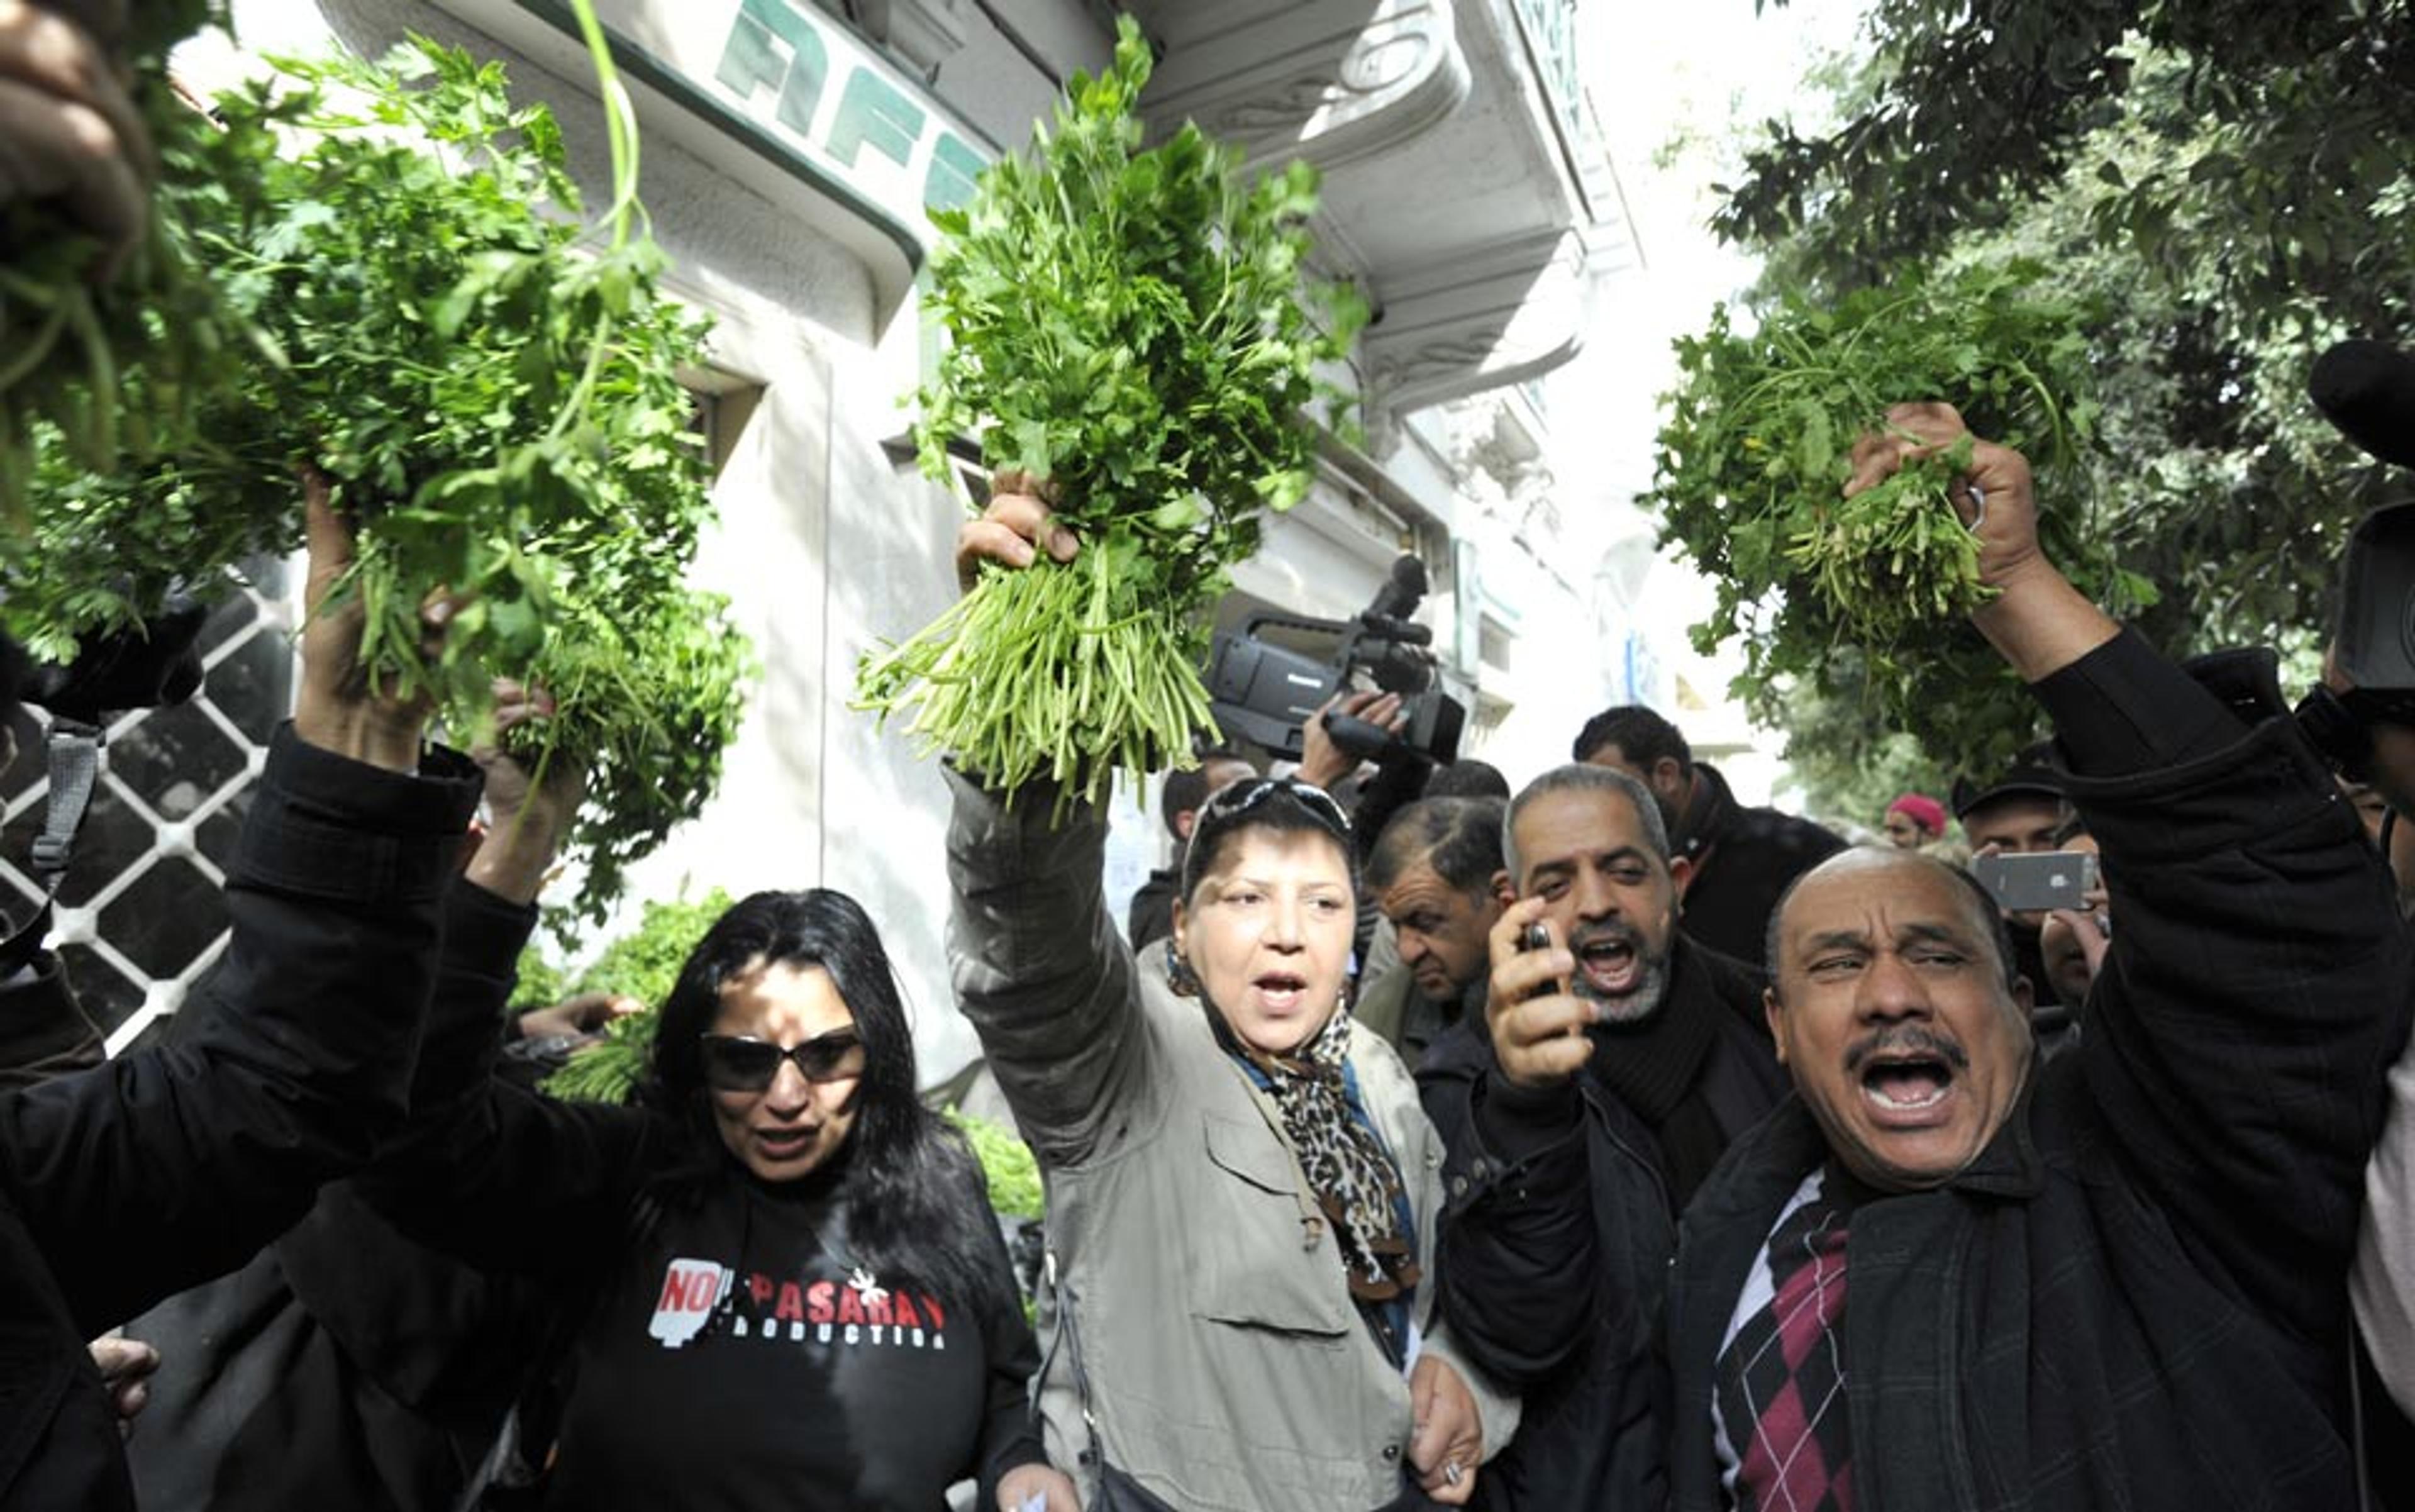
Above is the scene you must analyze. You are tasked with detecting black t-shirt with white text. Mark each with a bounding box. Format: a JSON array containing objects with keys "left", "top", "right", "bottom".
[{"left": 541, "top": 1163, "right": 1035, "bottom": 1512}]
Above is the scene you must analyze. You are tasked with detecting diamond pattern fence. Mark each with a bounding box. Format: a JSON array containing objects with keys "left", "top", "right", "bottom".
[{"left": 2, "top": 562, "right": 297, "bottom": 1056}]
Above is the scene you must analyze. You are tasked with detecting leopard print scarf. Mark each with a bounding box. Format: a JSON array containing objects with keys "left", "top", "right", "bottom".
[{"left": 1213, "top": 989, "right": 1421, "bottom": 1303}]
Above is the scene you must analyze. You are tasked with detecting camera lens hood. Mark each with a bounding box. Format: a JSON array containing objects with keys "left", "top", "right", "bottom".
[{"left": 2333, "top": 502, "right": 2415, "bottom": 692}]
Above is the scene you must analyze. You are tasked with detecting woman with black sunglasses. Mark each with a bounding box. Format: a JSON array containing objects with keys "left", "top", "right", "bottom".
[
  {"left": 943, "top": 481, "right": 1517, "bottom": 1510},
  {"left": 363, "top": 887, "right": 1076, "bottom": 1512}
]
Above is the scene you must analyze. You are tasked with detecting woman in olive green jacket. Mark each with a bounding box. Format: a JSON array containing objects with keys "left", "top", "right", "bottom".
[{"left": 945, "top": 487, "right": 1516, "bottom": 1512}]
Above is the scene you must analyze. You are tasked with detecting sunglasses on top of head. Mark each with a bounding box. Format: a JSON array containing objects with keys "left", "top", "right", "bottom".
[
  {"left": 1197, "top": 776, "right": 1352, "bottom": 840},
  {"left": 697, "top": 1030, "right": 867, "bottom": 1093}
]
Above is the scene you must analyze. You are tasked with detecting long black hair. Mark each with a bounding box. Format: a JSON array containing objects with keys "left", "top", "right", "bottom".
[{"left": 636, "top": 889, "right": 1007, "bottom": 1312}]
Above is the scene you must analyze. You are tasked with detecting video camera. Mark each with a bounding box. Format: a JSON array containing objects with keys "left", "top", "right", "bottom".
[
  {"left": 1202, "top": 553, "right": 1466, "bottom": 765},
  {"left": 2294, "top": 339, "right": 2415, "bottom": 777}
]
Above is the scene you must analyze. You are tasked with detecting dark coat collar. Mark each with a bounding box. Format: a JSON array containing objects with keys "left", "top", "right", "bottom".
[{"left": 1674, "top": 762, "right": 1738, "bottom": 861}]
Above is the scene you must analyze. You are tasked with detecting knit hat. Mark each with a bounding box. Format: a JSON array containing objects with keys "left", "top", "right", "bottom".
[{"left": 1885, "top": 792, "right": 1947, "bottom": 838}]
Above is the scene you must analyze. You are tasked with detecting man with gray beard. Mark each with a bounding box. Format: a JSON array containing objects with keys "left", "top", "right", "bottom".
[{"left": 1416, "top": 764, "right": 1788, "bottom": 1511}]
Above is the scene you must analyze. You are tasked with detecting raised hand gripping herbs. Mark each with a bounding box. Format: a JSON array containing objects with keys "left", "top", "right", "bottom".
[
  {"left": 0, "top": 1, "right": 243, "bottom": 525},
  {"left": 855, "top": 16, "right": 1365, "bottom": 810},
  {"left": 1643, "top": 262, "right": 2155, "bottom": 775},
  {"left": 8, "top": 22, "right": 750, "bottom": 923}
]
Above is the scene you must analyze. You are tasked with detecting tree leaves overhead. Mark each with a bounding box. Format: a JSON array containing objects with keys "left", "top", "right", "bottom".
[
  {"left": 856, "top": 16, "right": 1365, "bottom": 810},
  {"left": 1721, "top": 0, "right": 2141, "bottom": 287},
  {"left": 1728, "top": 0, "right": 2414, "bottom": 315},
  {"left": 1694, "top": 0, "right": 2414, "bottom": 803}
]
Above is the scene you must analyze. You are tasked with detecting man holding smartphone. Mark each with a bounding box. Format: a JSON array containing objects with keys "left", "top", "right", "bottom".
[
  {"left": 1416, "top": 764, "right": 1788, "bottom": 1510},
  {"left": 1951, "top": 752, "right": 2069, "bottom": 974}
]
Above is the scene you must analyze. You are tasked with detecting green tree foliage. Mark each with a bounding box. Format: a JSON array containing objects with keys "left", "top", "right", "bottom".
[
  {"left": 948, "top": 1112, "right": 1044, "bottom": 1221},
  {"left": 1770, "top": 653, "right": 1957, "bottom": 830},
  {"left": 1726, "top": 0, "right": 2413, "bottom": 320},
  {"left": 1679, "top": 2, "right": 2412, "bottom": 781}
]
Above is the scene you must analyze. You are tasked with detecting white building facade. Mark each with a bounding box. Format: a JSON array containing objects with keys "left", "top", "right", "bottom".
[{"left": 4, "top": 0, "right": 1649, "bottom": 1081}]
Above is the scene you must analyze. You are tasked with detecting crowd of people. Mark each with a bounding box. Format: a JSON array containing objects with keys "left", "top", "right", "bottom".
[{"left": 7, "top": 4, "right": 2415, "bottom": 1511}]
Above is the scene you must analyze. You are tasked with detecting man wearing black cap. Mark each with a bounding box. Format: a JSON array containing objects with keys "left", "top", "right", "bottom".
[
  {"left": 1950, "top": 743, "right": 2077, "bottom": 1036},
  {"left": 1949, "top": 745, "right": 2069, "bottom": 861}
]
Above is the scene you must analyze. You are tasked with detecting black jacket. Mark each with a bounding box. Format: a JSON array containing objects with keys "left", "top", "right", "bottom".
[
  {"left": 1665, "top": 636, "right": 2414, "bottom": 1509},
  {"left": 0, "top": 727, "right": 480, "bottom": 1512},
  {"left": 0, "top": 957, "right": 103, "bottom": 1093},
  {"left": 1671, "top": 762, "right": 1843, "bottom": 971},
  {"left": 1126, "top": 864, "right": 1179, "bottom": 951},
  {"left": 1419, "top": 935, "right": 1787, "bottom": 1512},
  {"left": 125, "top": 882, "right": 555, "bottom": 1512}
]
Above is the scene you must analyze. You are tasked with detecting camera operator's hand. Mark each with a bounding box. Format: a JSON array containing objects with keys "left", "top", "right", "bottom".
[
  {"left": 1483, "top": 897, "right": 1592, "bottom": 1089},
  {"left": 466, "top": 679, "right": 582, "bottom": 906},
  {"left": 1844, "top": 401, "right": 2116, "bottom": 682},
  {"left": 2322, "top": 647, "right": 2415, "bottom": 818},
  {"left": 0, "top": 0, "right": 153, "bottom": 281},
  {"left": 956, "top": 470, "right": 1077, "bottom": 592},
  {"left": 1297, "top": 689, "right": 1404, "bottom": 790},
  {"left": 293, "top": 469, "right": 462, "bottom": 774}
]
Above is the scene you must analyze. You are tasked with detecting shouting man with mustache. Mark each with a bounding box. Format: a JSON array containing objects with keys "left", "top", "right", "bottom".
[
  {"left": 1418, "top": 761, "right": 1789, "bottom": 1511},
  {"left": 1652, "top": 404, "right": 2412, "bottom": 1511}
]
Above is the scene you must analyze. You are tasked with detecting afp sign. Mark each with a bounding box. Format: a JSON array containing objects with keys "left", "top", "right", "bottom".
[
  {"left": 709, "top": 0, "right": 989, "bottom": 227},
  {"left": 445, "top": 0, "right": 999, "bottom": 316}
]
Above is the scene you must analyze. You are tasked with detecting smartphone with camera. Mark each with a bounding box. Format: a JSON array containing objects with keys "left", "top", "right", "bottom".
[
  {"left": 1971, "top": 850, "right": 2097, "bottom": 913},
  {"left": 1520, "top": 921, "right": 1559, "bottom": 1000}
]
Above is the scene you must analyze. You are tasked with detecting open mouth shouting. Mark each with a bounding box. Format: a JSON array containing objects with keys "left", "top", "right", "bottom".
[
  {"left": 1569, "top": 923, "right": 1646, "bottom": 999},
  {"left": 1847, "top": 1028, "right": 1970, "bottom": 1129},
  {"left": 1252, "top": 969, "right": 1311, "bottom": 1016}
]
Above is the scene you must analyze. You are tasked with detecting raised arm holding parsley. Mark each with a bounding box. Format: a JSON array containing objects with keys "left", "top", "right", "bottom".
[
  {"left": 855, "top": 17, "right": 1363, "bottom": 809},
  {"left": 0, "top": 0, "right": 242, "bottom": 525}
]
